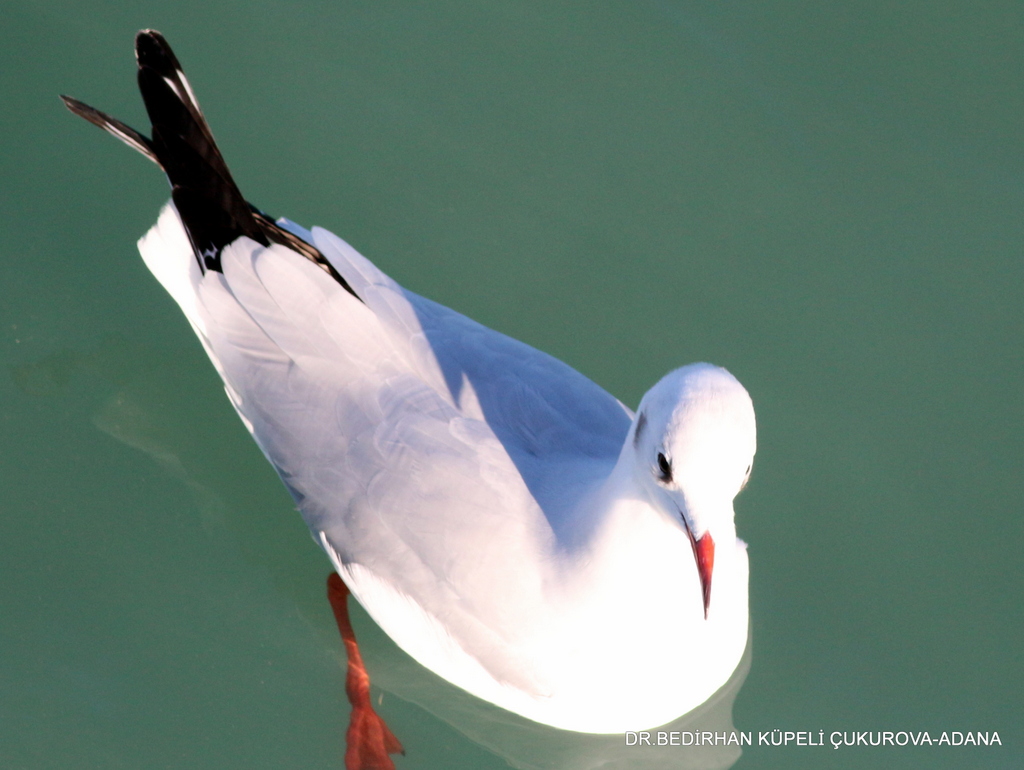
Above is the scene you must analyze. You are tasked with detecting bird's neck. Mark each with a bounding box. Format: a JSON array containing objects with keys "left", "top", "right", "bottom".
[{"left": 553, "top": 457, "right": 741, "bottom": 617}]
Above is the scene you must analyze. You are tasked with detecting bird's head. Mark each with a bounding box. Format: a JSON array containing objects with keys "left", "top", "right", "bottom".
[{"left": 630, "top": 363, "right": 756, "bottom": 618}]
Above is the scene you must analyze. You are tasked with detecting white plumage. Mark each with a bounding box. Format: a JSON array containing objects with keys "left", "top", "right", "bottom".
[
  {"left": 66, "top": 30, "right": 756, "bottom": 735},
  {"left": 137, "top": 201, "right": 753, "bottom": 733}
]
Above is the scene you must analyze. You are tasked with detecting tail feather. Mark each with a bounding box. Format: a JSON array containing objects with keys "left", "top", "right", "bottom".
[{"left": 62, "top": 30, "right": 360, "bottom": 299}]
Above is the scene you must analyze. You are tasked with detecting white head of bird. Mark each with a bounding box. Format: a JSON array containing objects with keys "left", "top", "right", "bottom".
[{"left": 630, "top": 363, "right": 756, "bottom": 617}]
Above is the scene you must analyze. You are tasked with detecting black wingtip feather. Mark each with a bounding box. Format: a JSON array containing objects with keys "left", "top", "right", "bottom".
[
  {"left": 134, "top": 33, "right": 268, "bottom": 271},
  {"left": 136, "top": 30, "right": 181, "bottom": 70},
  {"left": 60, "top": 94, "right": 161, "bottom": 165},
  {"left": 62, "top": 30, "right": 361, "bottom": 299}
]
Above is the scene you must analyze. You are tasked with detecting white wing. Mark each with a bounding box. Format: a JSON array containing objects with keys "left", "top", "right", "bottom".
[{"left": 138, "top": 203, "right": 631, "bottom": 694}]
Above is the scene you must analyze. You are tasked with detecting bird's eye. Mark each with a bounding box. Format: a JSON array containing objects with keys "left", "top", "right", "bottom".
[{"left": 656, "top": 452, "right": 673, "bottom": 483}]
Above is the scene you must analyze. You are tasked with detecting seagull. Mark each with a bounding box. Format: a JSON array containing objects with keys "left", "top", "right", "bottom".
[{"left": 63, "top": 29, "right": 756, "bottom": 762}]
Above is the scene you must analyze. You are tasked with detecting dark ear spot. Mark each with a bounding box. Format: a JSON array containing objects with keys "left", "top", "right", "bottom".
[{"left": 633, "top": 411, "right": 647, "bottom": 448}]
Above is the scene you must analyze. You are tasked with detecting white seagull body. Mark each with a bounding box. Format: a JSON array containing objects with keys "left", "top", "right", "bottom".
[{"left": 65, "top": 31, "right": 756, "bottom": 735}]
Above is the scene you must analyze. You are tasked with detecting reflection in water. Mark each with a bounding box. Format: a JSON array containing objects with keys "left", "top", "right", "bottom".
[
  {"left": 16, "top": 338, "right": 749, "bottom": 769},
  {"left": 16, "top": 338, "right": 232, "bottom": 532},
  {"left": 16, "top": 339, "right": 304, "bottom": 538},
  {"left": 12, "top": 336, "right": 323, "bottom": 610},
  {"left": 356, "top": 615, "right": 750, "bottom": 770}
]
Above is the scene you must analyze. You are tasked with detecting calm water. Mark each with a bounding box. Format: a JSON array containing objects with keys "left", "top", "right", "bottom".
[{"left": 2, "top": 2, "right": 1022, "bottom": 768}]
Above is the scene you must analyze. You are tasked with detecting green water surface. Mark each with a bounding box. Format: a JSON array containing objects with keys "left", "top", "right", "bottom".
[{"left": 2, "top": 2, "right": 1021, "bottom": 769}]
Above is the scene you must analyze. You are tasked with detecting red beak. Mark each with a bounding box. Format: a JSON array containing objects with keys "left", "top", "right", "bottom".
[{"left": 686, "top": 528, "right": 715, "bottom": 619}]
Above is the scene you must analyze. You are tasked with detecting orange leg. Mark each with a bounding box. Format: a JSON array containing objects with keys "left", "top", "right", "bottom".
[{"left": 326, "top": 572, "right": 405, "bottom": 770}]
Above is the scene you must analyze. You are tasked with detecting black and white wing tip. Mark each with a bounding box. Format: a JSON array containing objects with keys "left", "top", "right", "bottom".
[
  {"left": 59, "top": 95, "right": 159, "bottom": 165},
  {"left": 62, "top": 30, "right": 359, "bottom": 299}
]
